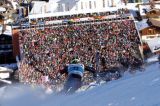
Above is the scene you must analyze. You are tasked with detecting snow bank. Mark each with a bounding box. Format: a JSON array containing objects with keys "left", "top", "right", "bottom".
[{"left": 0, "top": 58, "right": 160, "bottom": 106}]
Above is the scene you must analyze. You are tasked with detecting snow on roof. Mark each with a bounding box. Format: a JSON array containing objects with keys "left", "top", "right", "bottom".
[
  {"left": 135, "top": 19, "right": 149, "bottom": 31},
  {"left": 0, "top": 67, "right": 13, "bottom": 73},
  {"left": 0, "top": 7, "right": 6, "bottom": 12},
  {"left": 146, "top": 37, "right": 160, "bottom": 53},
  {"left": 2, "top": 25, "right": 12, "bottom": 36},
  {"left": 49, "top": 0, "right": 60, "bottom": 1},
  {"left": 11, "top": 1, "right": 19, "bottom": 10},
  {"left": 29, "top": 9, "right": 108, "bottom": 19},
  {"left": 29, "top": 1, "right": 139, "bottom": 19},
  {"left": 30, "top": 1, "right": 47, "bottom": 14},
  {"left": 125, "top": 3, "right": 139, "bottom": 10},
  {"left": 150, "top": 18, "right": 160, "bottom": 27},
  {"left": 29, "top": 6, "right": 129, "bottom": 19},
  {"left": 138, "top": 3, "right": 160, "bottom": 16}
]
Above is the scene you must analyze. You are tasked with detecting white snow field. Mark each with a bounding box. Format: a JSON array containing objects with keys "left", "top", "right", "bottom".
[{"left": 0, "top": 56, "right": 160, "bottom": 106}]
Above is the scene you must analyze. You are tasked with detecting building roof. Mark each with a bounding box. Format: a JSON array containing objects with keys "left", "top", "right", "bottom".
[
  {"left": 0, "top": 67, "right": 13, "bottom": 73},
  {"left": 136, "top": 19, "right": 149, "bottom": 31},
  {"left": 29, "top": 0, "right": 139, "bottom": 19},
  {"left": 140, "top": 26, "right": 160, "bottom": 31},
  {"left": 150, "top": 18, "right": 160, "bottom": 27},
  {"left": 146, "top": 9, "right": 160, "bottom": 18},
  {"left": 0, "top": 7, "right": 6, "bottom": 12}
]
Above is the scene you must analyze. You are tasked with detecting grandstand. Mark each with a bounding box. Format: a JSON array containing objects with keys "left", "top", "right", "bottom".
[{"left": 14, "top": 9, "right": 144, "bottom": 86}]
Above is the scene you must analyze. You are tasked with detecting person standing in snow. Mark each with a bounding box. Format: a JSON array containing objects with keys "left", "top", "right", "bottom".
[{"left": 57, "top": 57, "right": 97, "bottom": 94}]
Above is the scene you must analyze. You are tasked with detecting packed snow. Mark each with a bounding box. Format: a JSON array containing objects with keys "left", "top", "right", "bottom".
[{"left": 0, "top": 56, "right": 160, "bottom": 106}]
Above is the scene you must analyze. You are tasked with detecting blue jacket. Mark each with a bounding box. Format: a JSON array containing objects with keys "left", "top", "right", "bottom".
[{"left": 59, "top": 64, "right": 96, "bottom": 77}]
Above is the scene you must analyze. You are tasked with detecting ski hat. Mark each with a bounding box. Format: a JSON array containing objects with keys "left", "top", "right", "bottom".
[{"left": 71, "top": 58, "right": 80, "bottom": 64}]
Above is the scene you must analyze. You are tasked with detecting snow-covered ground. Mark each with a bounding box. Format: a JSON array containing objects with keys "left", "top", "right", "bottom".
[{"left": 0, "top": 56, "right": 160, "bottom": 106}]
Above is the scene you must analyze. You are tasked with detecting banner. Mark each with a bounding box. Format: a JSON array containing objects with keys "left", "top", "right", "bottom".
[
  {"left": 146, "top": 37, "right": 160, "bottom": 53},
  {"left": 62, "top": 19, "right": 69, "bottom": 23},
  {"left": 93, "top": 16, "right": 105, "bottom": 20},
  {"left": 38, "top": 21, "right": 45, "bottom": 25},
  {"left": 21, "top": 22, "right": 30, "bottom": 28},
  {"left": 45, "top": 20, "right": 62, "bottom": 25}
]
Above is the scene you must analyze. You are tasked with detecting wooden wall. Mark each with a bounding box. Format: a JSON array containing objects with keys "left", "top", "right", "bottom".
[
  {"left": 12, "top": 29, "right": 20, "bottom": 58},
  {"left": 140, "top": 27, "right": 160, "bottom": 36}
]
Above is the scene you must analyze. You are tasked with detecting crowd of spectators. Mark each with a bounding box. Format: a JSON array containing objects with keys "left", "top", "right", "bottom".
[{"left": 18, "top": 17, "right": 142, "bottom": 89}]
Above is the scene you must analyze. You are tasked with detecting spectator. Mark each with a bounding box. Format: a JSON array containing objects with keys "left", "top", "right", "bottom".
[{"left": 58, "top": 57, "right": 96, "bottom": 93}]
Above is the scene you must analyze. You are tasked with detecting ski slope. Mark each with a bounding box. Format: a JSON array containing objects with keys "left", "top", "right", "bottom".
[{"left": 0, "top": 56, "right": 160, "bottom": 106}]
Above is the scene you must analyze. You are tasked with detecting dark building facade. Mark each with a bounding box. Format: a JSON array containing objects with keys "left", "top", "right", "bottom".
[
  {"left": 0, "top": 34, "right": 16, "bottom": 64},
  {"left": 128, "top": 0, "right": 142, "bottom": 3}
]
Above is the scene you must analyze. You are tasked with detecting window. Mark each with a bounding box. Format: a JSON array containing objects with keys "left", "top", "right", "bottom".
[
  {"left": 85, "top": 2, "right": 88, "bottom": 9},
  {"left": 89, "top": 1, "right": 92, "bottom": 9},
  {"left": 107, "top": 0, "right": 109, "bottom": 6},
  {"left": 66, "top": 2, "right": 70, "bottom": 11},
  {"left": 135, "top": 0, "right": 141, "bottom": 3},
  {"left": 75, "top": 3, "right": 78, "bottom": 10},
  {"left": 128, "top": 0, "right": 134, "bottom": 3},
  {"left": 94, "top": 1, "right": 96, "bottom": 8},
  {"left": 58, "top": 3, "right": 61, "bottom": 11},
  {"left": 103, "top": 0, "right": 105, "bottom": 8},
  {"left": 81, "top": 2, "right": 83, "bottom": 9},
  {"left": 148, "top": 29, "right": 153, "bottom": 34}
]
